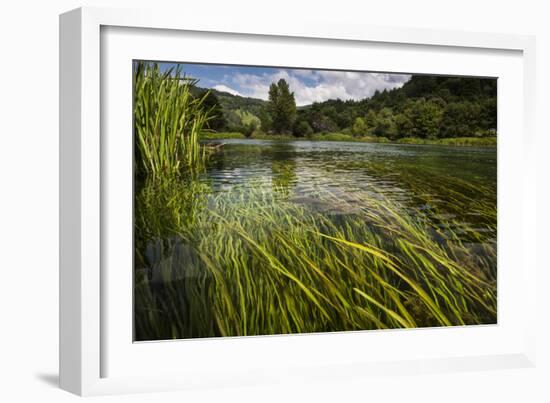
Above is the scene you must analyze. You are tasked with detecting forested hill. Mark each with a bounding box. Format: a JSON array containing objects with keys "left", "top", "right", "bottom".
[
  {"left": 212, "top": 88, "right": 267, "bottom": 115},
  {"left": 195, "top": 87, "right": 267, "bottom": 134},
  {"left": 198, "top": 75, "right": 497, "bottom": 139}
]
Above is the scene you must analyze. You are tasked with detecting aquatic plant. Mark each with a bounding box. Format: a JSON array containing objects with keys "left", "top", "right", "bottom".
[
  {"left": 134, "top": 176, "right": 496, "bottom": 340},
  {"left": 133, "top": 61, "right": 211, "bottom": 177}
]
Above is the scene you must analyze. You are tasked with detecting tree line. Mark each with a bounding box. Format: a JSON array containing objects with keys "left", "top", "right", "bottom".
[{"left": 201, "top": 75, "right": 497, "bottom": 139}]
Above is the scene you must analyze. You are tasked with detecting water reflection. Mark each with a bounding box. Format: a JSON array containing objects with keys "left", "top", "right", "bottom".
[{"left": 269, "top": 142, "right": 297, "bottom": 197}]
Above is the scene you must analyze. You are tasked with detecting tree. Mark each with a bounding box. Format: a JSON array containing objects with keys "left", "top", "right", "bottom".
[
  {"left": 351, "top": 117, "right": 368, "bottom": 136},
  {"left": 440, "top": 101, "right": 482, "bottom": 137},
  {"left": 404, "top": 98, "right": 444, "bottom": 139},
  {"left": 225, "top": 110, "right": 242, "bottom": 132},
  {"left": 294, "top": 120, "right": 313, "bottom": 137},
  {"left": 394, "top": 113, "right": 414, "bottom": 138},
  {"left": 201, "top": 91, "right": 227, "bottom": 130},
  {"left": 267, "top": 79, "right": 297, "bottom": 134},
  {"left": 242, "top": 121, "right": 257, "bottom": 138},
  {"left": 309, "top": 111, "right": 338, "bottom": 133},
  {"left": 372, "top": 108, "right": 397, "bottom": 138},
  {"left": 258, "top": 106, "right": 272, "bottom": 133}
]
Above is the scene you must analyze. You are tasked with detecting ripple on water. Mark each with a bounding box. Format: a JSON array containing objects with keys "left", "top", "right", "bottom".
[{"left": 204, "top": 139, "right": 496, "bottom": 240}]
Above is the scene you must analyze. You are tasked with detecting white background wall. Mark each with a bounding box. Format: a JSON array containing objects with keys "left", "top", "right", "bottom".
[{"left": 0, "top": 0, "right": 548, "bottom": 401}]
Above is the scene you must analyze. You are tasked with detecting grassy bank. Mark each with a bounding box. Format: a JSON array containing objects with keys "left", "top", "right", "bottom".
[
  {"left": 397, "top": 136, "right": 497, "bottom": 147},
  {"left": 201, "top": 131, "right": 497, "bottom": 147},
  {"left": 201, "top": 132, "right": 295, "bottom": 141}
]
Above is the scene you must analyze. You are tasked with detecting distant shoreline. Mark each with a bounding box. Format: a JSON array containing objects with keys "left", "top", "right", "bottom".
[{"left": 201, "top": 132, "right": 497, "bottom": 147}]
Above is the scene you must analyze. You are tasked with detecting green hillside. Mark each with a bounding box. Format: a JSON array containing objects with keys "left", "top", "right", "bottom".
[
  {"left": 198, "top": 74, "right": 497, "bottom": 140},
  {"left": 196, "top": 87, "right": 267, "bottom": 133}
]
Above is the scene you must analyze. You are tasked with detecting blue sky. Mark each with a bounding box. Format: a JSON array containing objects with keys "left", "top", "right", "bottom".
[{"left": 156, "top": 62, "right": 411, "bottom": 106}]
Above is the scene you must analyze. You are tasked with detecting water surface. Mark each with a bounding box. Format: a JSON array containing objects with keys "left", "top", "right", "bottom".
[{"left": 203, "top": 139, "right": 496, "bottom": 242}]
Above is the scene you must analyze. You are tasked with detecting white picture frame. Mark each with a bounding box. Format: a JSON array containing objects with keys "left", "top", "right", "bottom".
[{"left": 59, "top": 6, "right": 537, "bottom": 396}]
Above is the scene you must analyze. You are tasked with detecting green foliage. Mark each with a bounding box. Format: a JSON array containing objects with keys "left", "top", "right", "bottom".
[
  {"left": 397, "top": 136, "right": 497, "bottom": 146},
  {"left": 307, "top": 132, "right": 391, "bottom": 143},
  {"left": 309, "top": 132, "right": 357, "bottom": 142},
  {"left": 224, "top": 108, "right": 261, "bottom": 134},
  {"left": 372, "top": 107, "right": 398, "bottom": 138},
  {"left": 202, "top": 132, "right": 494, "bottom": 147},
  {"left": 201, "top": 132, "right": 246, "bottom": 140},
  {"left": 250, "top": 133, "right": 296, "bottom": 140},
  {"left": 267, "top": 79, "right": 297, "bottom": 134},
  {"left": 401, "top": 98, "right": 444, "bottom": 139},
  {"left": 224, "top": 109, "right": 242, "bottom": 131},
  {"left": 440, "top": 101, "right": 495, "bottom": 138},
  {"left": 293, "top": 119, "right": 314, "bottom": 137},
  {"left": 258, "top": 106, "right": 272, "bottom": 133},
  {"left": 133, "top": 61, "right": 210, "bottom": 177},
  {"left": 235, "top": 109, "right": 260, "bottom": 126},
  {"left": 241, "top": 121, "right": 257, "bottom": 138},
  {"left": 212, "top": 87, "right": 266, "bottom": 117},
  {"left": 295, "top": 76, "right": 496, "bottom": 140},
  {"left": 351, "top": 117, "right": 369, "bottom": 136},
  {"left": 195, "top": 74, "right": 496, "bottom": 141},
  {"left": 306, "top": 106, "right": 339, "bottom": 133},
  {"left": 199, "top": 90, "right": 227, "bottom": 130}
]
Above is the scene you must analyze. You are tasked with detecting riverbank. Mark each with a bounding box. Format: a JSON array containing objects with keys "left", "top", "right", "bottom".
[{"left": 201, "top": 132, "right": 497, "bottom": 147}]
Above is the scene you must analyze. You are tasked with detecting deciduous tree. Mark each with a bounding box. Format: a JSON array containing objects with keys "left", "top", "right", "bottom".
[{"left": 267, "top": 79, "right": 297, "bottom": 134}]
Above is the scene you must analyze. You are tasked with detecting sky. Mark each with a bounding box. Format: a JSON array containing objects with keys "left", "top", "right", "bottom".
[{"left": 156, "top": 62, "right": 411, "bottom": 106}]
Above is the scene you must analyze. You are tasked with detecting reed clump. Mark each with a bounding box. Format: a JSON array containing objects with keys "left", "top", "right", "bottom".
[{"left": 133, "top": 61, "right": 212, "bottom": 177}]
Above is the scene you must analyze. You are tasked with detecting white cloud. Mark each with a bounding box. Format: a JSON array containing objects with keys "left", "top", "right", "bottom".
[
  {"left": 212, "top": 84, "right": 243, "bottom": 97},
  {"left": 228, "top": 69, "right": 411, "bottom": 106},
  {"left": 292, "top": 69, "right": 321, "bottom": 81}
]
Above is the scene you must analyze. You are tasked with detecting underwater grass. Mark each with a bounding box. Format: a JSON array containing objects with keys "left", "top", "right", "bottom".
[{"left": 134, "top": 176, "right": 496, "bottom": 340}]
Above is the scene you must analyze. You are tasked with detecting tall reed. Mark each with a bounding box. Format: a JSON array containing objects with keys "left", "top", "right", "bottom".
[{"left": 133, "top": 61, "right": 211, "bottom": 177}]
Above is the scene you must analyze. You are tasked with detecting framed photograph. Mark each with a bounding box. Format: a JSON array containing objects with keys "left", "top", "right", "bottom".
[{"left": 60, "top": 7, "right": 537, "bottom": 396}]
